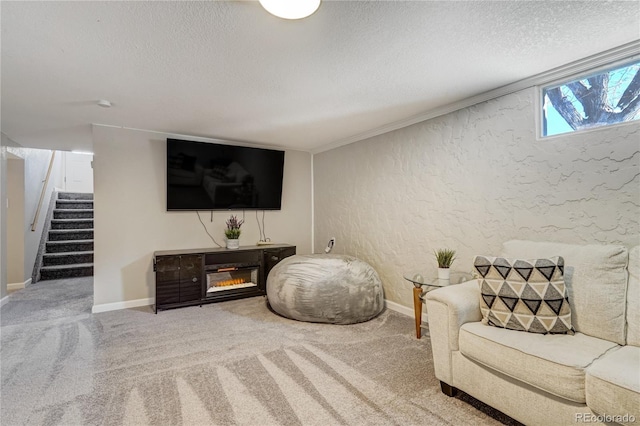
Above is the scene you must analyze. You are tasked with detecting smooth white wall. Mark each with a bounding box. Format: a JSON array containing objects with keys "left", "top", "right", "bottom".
[
  {"left": 92, "top": 126, "right": 312, "bottom": 309},
  {"left": 63, "top": 151, "right": 94, "bottom": 193},
  {"left": 9, "top": 148, "right": 65, "bottom": 281},
  {"left": 0, "top": 146, "right": 7, "bottom": 300},
  {"left": 7, "top": 157, "right": 25, "bottom": 285},
  {"left": 314, "top": 87, "right": 640, "bottom": 308},
  {"left": 1, "top": 134, "right": 24, "bottom": 300}
]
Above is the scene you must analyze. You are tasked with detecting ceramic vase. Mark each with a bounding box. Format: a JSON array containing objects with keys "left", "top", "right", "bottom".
[
  {"left": 437, "top": 267, "right": 450, "bottom": 284},
  {"left": 226, "top": 239, "right": 240, "bottom": 250}
]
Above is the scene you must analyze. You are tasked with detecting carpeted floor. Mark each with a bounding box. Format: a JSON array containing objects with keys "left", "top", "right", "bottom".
[{"left": 1, "top": 277, "right": 520, "bottom": 425}]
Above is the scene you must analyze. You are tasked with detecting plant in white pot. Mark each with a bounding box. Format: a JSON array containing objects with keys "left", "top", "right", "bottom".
[
  {"left": 224, "top": 215, "right": 244, "bottom": 249},
  {"left": 435, "top": 248, "right": 456, "bottom": 283}
]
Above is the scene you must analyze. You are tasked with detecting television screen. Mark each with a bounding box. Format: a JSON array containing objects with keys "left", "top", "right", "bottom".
[{"left": 167, "top": 139, "right": 285, "bottom": 211}]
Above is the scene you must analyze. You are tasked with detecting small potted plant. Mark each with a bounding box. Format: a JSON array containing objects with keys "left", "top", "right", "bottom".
[
  {"left": 434, "top": 248, "right": 456, "bottom": 282},
  {"left": 224, "top": 215, "right": 244, "bottom": 249}
]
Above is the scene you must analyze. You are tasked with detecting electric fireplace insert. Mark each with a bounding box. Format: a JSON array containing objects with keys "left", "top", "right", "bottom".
[{"left": 206, "top": 265, "right": 259, "bottom": 296}]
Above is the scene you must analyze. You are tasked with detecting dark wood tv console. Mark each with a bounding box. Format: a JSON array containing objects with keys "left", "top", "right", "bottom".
[{"left": 153, "top": 244, "right": 296, "bottom": 313}]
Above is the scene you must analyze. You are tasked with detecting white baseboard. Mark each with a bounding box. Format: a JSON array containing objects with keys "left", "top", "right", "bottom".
[
  {"left": 7, "top": 278, "right": 32, "bottom": 291},
  {"left": 0, "top": 294, "right": 10, "bottom": 307},
  {"left": 92, "top": 297, "right": 153, "bottom": 314},
  {"left": 91, "top": 297, "right": 424, "bottom": 318},
  {"left": 384, "top": 299, "right": 412, "bottom": 317},
  {"left": 385, "top": 298, "right": 427, "bottom": 324}
]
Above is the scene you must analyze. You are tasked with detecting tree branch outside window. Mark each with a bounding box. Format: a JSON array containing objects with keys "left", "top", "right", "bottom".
[{"left": 543, "top": 62, "right": 640, "bottom": 136}]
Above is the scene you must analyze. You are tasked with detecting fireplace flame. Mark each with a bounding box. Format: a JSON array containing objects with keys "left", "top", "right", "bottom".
[{"left": 216, "top": 278, "right": 246, "bottom": 287}]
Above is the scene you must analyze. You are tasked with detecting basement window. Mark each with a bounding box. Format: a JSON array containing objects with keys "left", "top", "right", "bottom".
[{"left": 541, "top": 61, "right": 640, "bottom": 137}]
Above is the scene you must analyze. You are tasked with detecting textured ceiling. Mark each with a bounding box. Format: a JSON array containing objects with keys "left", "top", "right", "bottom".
[{"left": 2, "top": 1, "right": 639, "bottom": 152}]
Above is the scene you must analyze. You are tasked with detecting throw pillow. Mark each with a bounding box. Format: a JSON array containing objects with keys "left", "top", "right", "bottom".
[{"left": 473, "top": 255, "right": 574, "bottom": 335}]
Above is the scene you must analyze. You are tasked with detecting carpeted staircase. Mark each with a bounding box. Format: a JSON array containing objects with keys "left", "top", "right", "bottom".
[{"left": 39, "top": 192, "right": 94, "bottom": 280}]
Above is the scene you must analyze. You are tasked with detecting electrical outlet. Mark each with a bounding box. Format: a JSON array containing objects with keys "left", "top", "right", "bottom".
[{"left": 325, "top": 237, "right": 336, "bottom": 253}]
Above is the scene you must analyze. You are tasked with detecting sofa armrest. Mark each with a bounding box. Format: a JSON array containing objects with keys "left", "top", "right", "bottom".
[
  {"left": 425, "top": 280, "right": 482, "bottom": 350},
  {"left": 424, "top": 280, "right": 482, "bottom": 384}
]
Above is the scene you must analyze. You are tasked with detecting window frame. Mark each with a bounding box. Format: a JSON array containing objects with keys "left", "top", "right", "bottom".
[{"left": 536, "top": 58, "right": 640, "bottom": 140}]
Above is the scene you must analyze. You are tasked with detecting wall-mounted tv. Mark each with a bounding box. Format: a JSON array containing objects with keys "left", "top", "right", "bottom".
[{"left": 167, "top": 138, "right": 285, "bottom": 211}]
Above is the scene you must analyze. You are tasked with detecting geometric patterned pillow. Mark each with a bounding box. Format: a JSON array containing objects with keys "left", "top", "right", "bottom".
[{"left": 473, "top": 256, "right": 574, "bottom": 335}]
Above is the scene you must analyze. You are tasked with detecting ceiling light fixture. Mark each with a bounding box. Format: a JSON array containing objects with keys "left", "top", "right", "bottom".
[
  {"left": 97, "top": 99, "right": 112, "bottom": 108},
  {"left": 259, "top": 0, "right": 321, "bottom": 20}
]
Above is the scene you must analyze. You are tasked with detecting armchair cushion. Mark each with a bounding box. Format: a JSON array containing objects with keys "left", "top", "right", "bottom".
[
  {"left": 459, "top": 322, "right": 618, "bottom": 403},
  {"left": 473, "top": 255, "right": 573, "bottom": 335},
  {"left": 586, "top": 346, "right": 640, "bottom": 424}
]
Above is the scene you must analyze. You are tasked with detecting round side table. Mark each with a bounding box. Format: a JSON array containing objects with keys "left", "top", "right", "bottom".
[{"left": 403, "top": 272, "right": 471, "bottom": 339}]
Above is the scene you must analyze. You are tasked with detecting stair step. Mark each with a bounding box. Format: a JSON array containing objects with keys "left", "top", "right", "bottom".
[
  {"left": 40, "top": 263, "right": 93, "bottom": 280},
  {"left": 56, "top": 200, "right": 93, "bottom": 209},
  {"left": 42, "top": 251, "right": 94, "bottom": 266},
  {"left": 48, "top": 229, "right": 94, "bottom": 241},
  {"left": 51, "top": 219, "right": 94, "bottom": 230},
  {"left": 46, "top": 240, "right": 94, "bottom": 253},
  {"left": 58, "top": 192, "right": 93, "bottom": 200},
  {"left": 53, "top": 209, "right": 93, "bottom": 219}
]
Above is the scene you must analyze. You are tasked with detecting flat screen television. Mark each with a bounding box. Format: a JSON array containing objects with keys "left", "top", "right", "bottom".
[{"left": 166, "top": 138, "right": 285, "bottom": 211}]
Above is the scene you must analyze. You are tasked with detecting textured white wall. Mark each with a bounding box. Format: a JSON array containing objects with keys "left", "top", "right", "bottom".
[
  {"left": 314, "top": 87, "right": 640, "bottom": 308},
  {"left": 92, "top": 126, "right": 312, "bottom": 309}
]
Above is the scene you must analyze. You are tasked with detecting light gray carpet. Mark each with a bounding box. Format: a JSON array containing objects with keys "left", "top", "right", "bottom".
[{"left": 1, "top": 277, "right": 517, "bottom": 425}]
